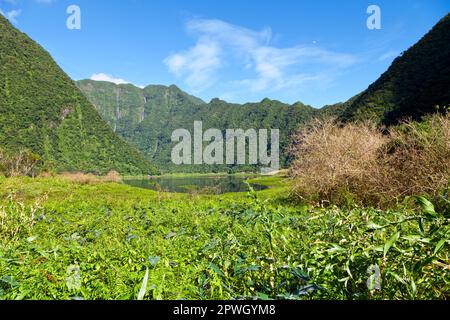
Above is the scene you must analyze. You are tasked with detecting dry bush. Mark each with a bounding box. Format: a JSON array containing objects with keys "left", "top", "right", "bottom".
[
  {"left": 38, "top": 171, "right": 55, "bottom": 178},
  {"left": 59, "top": 171, "right": 123, "bottom": 185},
  {"left": 60, "top": 172, "right": 101, "bottom": 185},
  {"left": 383, "top": 114, "right": 450, "bottom": 203},
  {"left": 289, "top": 114, "right": 450, "bottom": 207},
  {"left": 103, "top": 170, "right": 122, "bottom": 183},
  {"left": 0, "top": 149, "right": 41, "bottom": 177},
  {"left": 289, "top": 118, "right": 387, "bottom": 205}
]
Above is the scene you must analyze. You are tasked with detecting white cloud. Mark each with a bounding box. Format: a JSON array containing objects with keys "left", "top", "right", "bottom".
[
  {"left": 1, "top": 0, "right": 56, "bottom": 23},
  {"left": 0, "top": 8, "right": 21, "bottom": 23},
  {"left": 164, "top": 19, "right": 357, "bottom": 94},
  {"left": 90, "top": 73, "right": 144, "bottom": 88},
  {"left": 90, "top": 73, "right": 129, "bottom": 85},
  {"left": 164, "top": 40, "right": 221, "bottom": 93},
  {"left": 379, "top": 50, "right": 399, "bottom": 61}
]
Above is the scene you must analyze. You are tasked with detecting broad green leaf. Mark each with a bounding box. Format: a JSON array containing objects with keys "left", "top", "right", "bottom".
[
  {"left": 256, "top": 292, "right": 270, "bottom": 300},
  {"left": 384, "top": 231, "right": 400, "bottom": 257},
  {"left": 388, "top": 271, "right": 407, "bottom": 285},
  {"left": 434, "top": 238, "right": 447, "bottom": 255},
  {"left": 327, "top": 244, "right": 345, "bottom": 253},
  {"left": 209, "top": 262, "right": 225, "bottom": 277},
  {"left": 415, "top": 196, "right": 437, "bottom": 217},
  {"left": 137, "top": 268, "right": 149, "bottom": 300},
  {"left": 402, "top": 235, "right": 430, "bottom": 243}
]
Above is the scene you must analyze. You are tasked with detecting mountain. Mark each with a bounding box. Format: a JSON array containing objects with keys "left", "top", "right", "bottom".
[
  {"left": 338, "top": 13, "right": 450, "bottom": 124},
  {"left": 76, "top": 80, "right": 205, "bottom": 136},
  {"left": 77, "top": 80, "right": 315, "bottom": 173},
  {"left": 0, "top": 15, "right": 156, "bottom": 175},
  {"left": 77, "top": 13, "right": 450, "bottom": 173}
]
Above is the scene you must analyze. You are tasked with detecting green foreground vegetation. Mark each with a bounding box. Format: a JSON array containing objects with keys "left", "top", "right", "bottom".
[
  {"left": 0, "top": 175, "right": 448, "bottom": 300},
  {"left": 0, "top": 10, "right": 449, "bottom": 302}
]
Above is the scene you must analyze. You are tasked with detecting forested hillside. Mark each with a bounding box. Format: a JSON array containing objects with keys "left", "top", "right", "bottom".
[
  {"left": 0, "top": 15, "right": 156, "bottom": 175},
  {"left": 77, "top": 80, "right": 315, "bottom": 173},
  {"left": 77, "top": 13, "right": 450, "bottom": 173},
  {"left": 338, "top": 13, "right": 450, "bottom": 124}
]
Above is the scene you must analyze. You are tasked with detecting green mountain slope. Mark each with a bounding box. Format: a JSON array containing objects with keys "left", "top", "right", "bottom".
[
  {"left": 77, "top": 80, "right": 315, "bottom": 173},
  {"left": 339, "top": 13, "right": 450, "bottom": 124},
  {"left": 77, "top": 13, "right": 450, "bottom": 173},
  {"left": 0, "top": 15, "right": 156, "bottom": 175}
]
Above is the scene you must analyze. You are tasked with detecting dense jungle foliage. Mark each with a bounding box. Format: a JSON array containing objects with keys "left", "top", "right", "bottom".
[{"left": 0, "top": 15, "right": 156, "bottom": 175}]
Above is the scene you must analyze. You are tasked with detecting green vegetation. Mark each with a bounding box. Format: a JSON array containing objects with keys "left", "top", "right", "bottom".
[
  {"left": 1, "top": 8, "right": 449, "bottom": 302},
  {"left": 0, "top": 176, "right": 448, "bottom": 300},
  {"left": 77, "top": 81, "right": 316, "bottom": 173},
  {"left": 0, "top": 148, "right": 42, "bottom": 177},
  {"left": 337, "top": 14, "right": 450, "bottom": 125},
  {"left": 76, "top": 13, "right": 450, "bottom": 176},
  {"left": 0, "top": 15, "right": 156, "bottom": 175}
]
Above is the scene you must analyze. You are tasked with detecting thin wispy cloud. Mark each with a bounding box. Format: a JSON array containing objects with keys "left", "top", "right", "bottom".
[
  {"left": 90, "top": 73, "right": 144, "bottom": 88},
  {"left": 379, "top": 50, "right": 400, "bottom": 61},
  {"left": 165, "top": 40, "right": 222, "bottom": 92},
  {"left": 164, "top": 19, "right": 358, "bottom": 96},
  {"left": 0, "top": 0, "right": 56, "bottom": 23},
  {"left": 0, "top": 8, "right": 21, "bottom": 23}
]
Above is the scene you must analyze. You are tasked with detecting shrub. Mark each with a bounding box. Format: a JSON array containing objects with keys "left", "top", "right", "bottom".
[
  {"left": 289, "top": 114, "right": 450, "bottom": 208},
  {"left": 289, "top": 118, "right": 387, "bottom": 206},
  {"left": 59, "top": 171, "right": 123, "bottom": 185},
  {"left": 38, "top": 171, "right": 55, "bottom": 178},
  {"left": 382, "top": 114, "right": 450, "bottom": 205},
  {"left": 103, "top": 170, "right": 122, "bottom": 183},
  {"left": 59, "top": 172, "right": 101, "bottom": 185},
  {"left": 0, "top": 149, "right": 42, "bottom": 177}
]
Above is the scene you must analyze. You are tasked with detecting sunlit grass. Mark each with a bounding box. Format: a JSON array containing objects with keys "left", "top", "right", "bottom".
[{"left": 0, "top": 175, "right": 448, "bottom": 300}]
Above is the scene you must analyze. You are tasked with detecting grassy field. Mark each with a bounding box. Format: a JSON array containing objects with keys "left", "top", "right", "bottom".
[{"left": 0, "top": 175, "right": 449, "bottom": 300}]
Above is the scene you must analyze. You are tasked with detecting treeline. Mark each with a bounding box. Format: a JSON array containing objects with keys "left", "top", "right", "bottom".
[{"left": 77, "top": 80, "right": 316, "bottom": 173}]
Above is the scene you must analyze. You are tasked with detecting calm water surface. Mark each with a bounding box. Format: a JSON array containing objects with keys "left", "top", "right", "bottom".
[{"left": 124, "top": 175, "right": 268, "bottom": 194}]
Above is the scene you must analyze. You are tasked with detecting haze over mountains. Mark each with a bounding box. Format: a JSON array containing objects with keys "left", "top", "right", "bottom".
[{"left": 1, "top": 12, "right": 449, "bottom": 174}]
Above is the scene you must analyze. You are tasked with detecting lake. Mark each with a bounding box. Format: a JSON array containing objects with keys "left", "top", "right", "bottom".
[{"left": 124, "top": 175, "right": 268, "bottom": 194}]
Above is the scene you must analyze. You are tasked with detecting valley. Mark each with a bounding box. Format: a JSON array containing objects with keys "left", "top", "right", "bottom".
[{"left": 0, "top": 9, "right": 449, "bottom": 302}]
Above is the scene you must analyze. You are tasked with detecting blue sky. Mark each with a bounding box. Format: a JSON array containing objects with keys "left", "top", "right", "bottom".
[{"left": 1, "top": 0, "right": 449, "bottom": 107}]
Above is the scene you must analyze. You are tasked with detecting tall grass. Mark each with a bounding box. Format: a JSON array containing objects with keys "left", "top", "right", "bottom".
[
  {"left": 59, "top": 170, "right": 123, "bottom": 184},
  {"left": 0, "top": 194, "right": 46, "bottom": 245},
  {"left": 289, "top": 114, "right": 450, "bottom": 208}
]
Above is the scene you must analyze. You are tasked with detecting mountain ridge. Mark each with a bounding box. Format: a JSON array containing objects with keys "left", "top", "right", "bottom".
[
  {"left": 0, "top": 15, "right": 157, "bottom": 175},
  {"left": 77, "top": 79, "right": 316, "bottom": 173},
  {"left": 3, "top": 9, "right": 447, "bottom": 175},
  {"left": 338, "top": 13, "right": 450, "bottom": 124}
]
